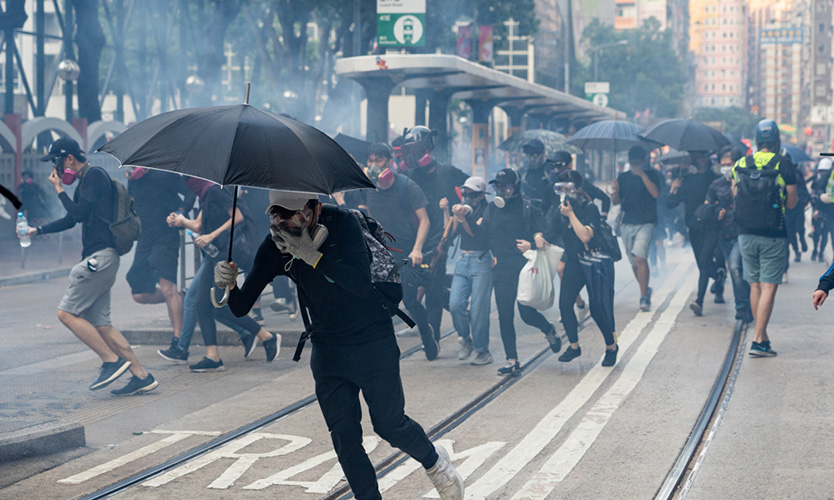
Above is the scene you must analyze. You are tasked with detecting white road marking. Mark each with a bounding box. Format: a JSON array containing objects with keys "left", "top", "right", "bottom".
[
  {"left": 510, "top": 271, "right": 698, "bottom": 499},
  {"left": 464, "top": 263, "right": 688, "bottom": 500}
]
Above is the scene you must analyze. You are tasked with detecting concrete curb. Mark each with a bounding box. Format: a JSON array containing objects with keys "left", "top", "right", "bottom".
[
  {"left": 122, "top": 329, "right": 304, "bottom": 348},
  {"left": 0, "top": 268, "right": 72, "bottom": 288},
  {"left": 0, "top": 422, "right": 85, "bottom": 462}
]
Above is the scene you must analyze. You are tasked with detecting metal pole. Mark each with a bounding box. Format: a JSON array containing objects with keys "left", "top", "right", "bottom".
[
  {"left": 5, "top": 28, "right": 14, "bottom": 115},
  {"left": 64, "top": 0, "right": 73, "bottom": 121},
  {"left": 36, "top": 0, "right": 45, "bottom": 115},
  {"left": 352, "top": 0, "right": 361, "bottom": 56}
]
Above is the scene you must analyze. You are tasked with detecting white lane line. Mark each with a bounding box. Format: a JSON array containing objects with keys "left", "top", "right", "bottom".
[
  {"left": 511, "top": 271, "right": 698, "bottom": 499},
  {"left": 464, "top": 262, "right": 689, "bottom": 500}
]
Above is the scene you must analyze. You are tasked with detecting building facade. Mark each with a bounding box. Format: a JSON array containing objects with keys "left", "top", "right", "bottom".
[{"left": 690, "top": 0, "right": 747, "bottom": 108}]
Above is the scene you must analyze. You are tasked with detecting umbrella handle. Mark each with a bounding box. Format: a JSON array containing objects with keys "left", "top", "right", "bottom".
[{"left": 211, "top": 286, "right": 231, "bottom": 308}]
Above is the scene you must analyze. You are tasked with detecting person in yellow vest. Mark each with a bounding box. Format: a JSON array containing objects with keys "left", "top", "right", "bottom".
[{"left": 732, "top": 120, "right": 798, "bottom": 357}]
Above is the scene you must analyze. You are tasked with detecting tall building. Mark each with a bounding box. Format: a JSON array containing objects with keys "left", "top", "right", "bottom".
[
  {"left": 615, "top": 0, "right": 670, "bottom": 30},
  {"left": 804, "top": 0, "right": 832, "bottom": 151},
  {"left": 690, "top": 0, "right": 747, "bottom": 108}
]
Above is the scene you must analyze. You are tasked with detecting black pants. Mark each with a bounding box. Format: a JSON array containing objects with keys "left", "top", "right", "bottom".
[
  {"left": 272, "top": 275, "right": 294, "bottom": 301},
  {"left": 689, "top": 225, "right": 719, "bottom": 303},
  {"left": 493, "top": 255, "right": 553, "bottom": 361},
  {"left": 560, "top": 255, "right": 616, "bottom": 346},
  {"left": 786, "top": 207, "right": 806, "bottom": 255},
  {"left": 311, "top": 335, "right": 437, "bottom": 500},
  {"left": 813, "top": 214, "right": 834, "bottom": 256},
  {"left": 399, "top": 260, "right": 432, "bottom": 339}
]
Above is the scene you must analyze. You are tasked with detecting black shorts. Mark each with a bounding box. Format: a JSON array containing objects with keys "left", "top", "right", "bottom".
[{"left": 126, "top": 239, "right": 179, "bottom": 294}]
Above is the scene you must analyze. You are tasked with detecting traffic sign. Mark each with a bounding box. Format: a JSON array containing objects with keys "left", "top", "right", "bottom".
[
  {"left": 377, "top": 0, "right": 426, "bottom": 47},
  {"left": 592, "top": 94, "right": 609, "bottom": 108}
]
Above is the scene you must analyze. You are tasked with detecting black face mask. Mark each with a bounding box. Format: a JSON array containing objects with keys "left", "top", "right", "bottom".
[{"left": 463, "top": 193, "right": 484, "bottom": 205}]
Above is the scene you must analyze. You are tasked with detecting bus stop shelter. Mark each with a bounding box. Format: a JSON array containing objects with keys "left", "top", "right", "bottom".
[{"left": 334, "top": 54, "right": 626, "bottom": 178}]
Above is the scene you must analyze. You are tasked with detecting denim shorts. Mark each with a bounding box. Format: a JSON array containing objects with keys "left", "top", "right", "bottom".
[
  {"left": 58, "top": 248, "right": 120, "bottom": 326},
  {"left": 738, "top": 234, "right": 787, "bottom": 284},
  {"left": 620, "top": 223, "right": 655, "bottom": 265}
]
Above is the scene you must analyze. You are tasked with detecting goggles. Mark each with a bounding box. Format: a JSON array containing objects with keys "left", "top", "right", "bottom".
[
  {"left": 553, "top": 182, "right": 577, "bottom": 196},
  {"left": 51, "top": 155, "right": 66, "bottom": 172},
  {"left": 268, "top": 204, "right": 312, "bottom": 225}
]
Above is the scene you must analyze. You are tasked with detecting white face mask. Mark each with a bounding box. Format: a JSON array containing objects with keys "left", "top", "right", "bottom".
[{"left": 720, "top": 166, "right": 733, "bottom": 178}]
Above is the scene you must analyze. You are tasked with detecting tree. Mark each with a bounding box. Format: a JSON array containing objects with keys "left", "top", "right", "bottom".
[
  {"left": 581, "top": 18, "right": 688, "bottom": 118},
  {"left": 692, "top": 106, "right": 763, "bottom": 139}
]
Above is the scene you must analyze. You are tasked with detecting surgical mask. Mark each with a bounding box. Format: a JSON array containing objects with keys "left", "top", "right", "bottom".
[{"left": 720, "top": 166, "right": 733, "bottom": 178}]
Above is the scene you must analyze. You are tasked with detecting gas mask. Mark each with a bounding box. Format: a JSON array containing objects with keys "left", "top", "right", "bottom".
[
  {"left": 269, "top": 204, "right": 316, "bottom": 237},
  {"left": 53, "top": 156, "right": 77, "bottom": 185},
  {"left": 402, "top": 143, "right": 433, "bottom": 169},
  {"left": 365, "top": 165, "right": 393, "bottom": 186},
  {"left": 492, "top": 184, "right": 515, "bottom": 208}
]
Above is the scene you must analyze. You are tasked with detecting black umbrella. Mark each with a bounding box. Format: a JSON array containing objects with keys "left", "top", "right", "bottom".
[
  {"left": 567, "top": 120, "right": 653, "bottom": 152},
  {"left": 98, "top": 84, "right": 374, "bottom": 305},
  {"left": 639, "top": 118, "right": 730, "bottom": 152},
  {"left": 334, "top": 133, "right": 371, "bottom": 164},
  {"left": 722, "top": 133, "right": 749, "bottom": 155},
  {"left": 782, "top": 145, "right": 812, "bottom": 163}
]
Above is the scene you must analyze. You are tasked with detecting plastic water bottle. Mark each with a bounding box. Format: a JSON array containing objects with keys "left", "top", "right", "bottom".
[
  {"left": 17, "top": 212, "right": 31, "bottom": 248},
  {"left": 188, "top": 230, "right": 219, "bottom": 258}
]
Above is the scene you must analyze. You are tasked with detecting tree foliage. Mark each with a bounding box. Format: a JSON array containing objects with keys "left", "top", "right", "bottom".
[{"left": 692, "top": 106, "right": 763, "bottom": 140}]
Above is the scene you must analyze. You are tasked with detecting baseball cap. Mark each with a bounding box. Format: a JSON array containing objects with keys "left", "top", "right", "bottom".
[
  {"left": 547, "top": 150, "right": 573, "bottom": 165},
  {"left": 521, "top": 139, "right": 545, "bottom": 155},
  {"left": 461, "top": 176, "right": 487, "bottom": 193},
  {"left": 266, "top": 190, "right": 318, "bottom": 213},
  {"left": 489, "top": 168, "right": 521, "bottom": 185},
  {"left": 820, "top": 158, "right": 833, "bottom": 171},
  {"left": 39, "top": 137, "right": 85, "bottom": 162}
]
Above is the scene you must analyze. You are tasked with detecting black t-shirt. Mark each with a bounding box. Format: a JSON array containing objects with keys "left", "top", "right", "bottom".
[
  {"left": 365, "top": 174, "right": 427, "bottom": 253},
  {"left": 617, "top": 168, "right": 662, "bottom": 225},
  {"left": 457, "top": 199, "right": 489, "bottom": 251},
  {"left": 667, "top": 169, "right": 720, "bottom": 227},
  {"left": 407, "top": 162, "right": 469, "bottom": 246},
  {"left": 129, "top": 170, "right": 192, "bottom": 244},
  {"left": 201, "top": 186, "right": 236, "bottom": 255},
  {"left": 561, "top": 196, "right": 603, "bottom": 261}
]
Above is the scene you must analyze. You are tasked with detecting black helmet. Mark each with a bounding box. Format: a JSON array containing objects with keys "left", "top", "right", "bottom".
[
  {"left": 402, "top": 126, "right": 435, "bottom": 152},
  {"left": 755, "top": 119, "right": 780, "bottom": 149}
]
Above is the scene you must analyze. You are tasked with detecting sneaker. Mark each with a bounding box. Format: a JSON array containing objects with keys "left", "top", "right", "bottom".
[
  {"left": 189, "top": 357, "right": 225, "bottom": 372},
  {"left": 601, "top": 345, "right": 619, "bottom": 367},
  {"left": 242, "top": 333, "right": 259, "bottom": 359},
  {"left": 710, "top": 269, "right": 726, "bottom": 294},
  {"left": 714, "top": 294, "right": 725, "bottom": 304},
  {"left": 646, "top": 287, "right": 653, "bottom": 305},
  {"left": 263, "top": 333, "right": 280, "bottom": 363},
  {"left": 458, "top": 338, "right": 474, "bottom": 360},
  {"left": 269, "top": 298, "right": 290, "bottom": 312},
  {"left": 157, "top": 344, "right": 188, "bottom": 364},
  {"left": 90, "top": 357, "right": 131, "bottom": 390},
  {"left": 426, "top": 445, "right": 464, "bottom": 500},
  {"left": 639, "top": 296, "right": 650, "bottom": 312},
  {"left": 782, "top": 272, "right": 789, "bottom": 284},
  {"left": 497, "top": 359, "right": 521, "bottom": 376},
  {"left": 812, "top": 250, "right": 818, "bottom": 261},
  {"left": 111, "top": 374, "right": 158, "bottom": 396},
  {"left": 558, "top": 346, "right": 582, "bottom": 362},
  {"left": 545, "top": 325, "right": 562, "bottom": 354},
  {"left": 470, "top": 350, "right": 493, "bottom": 366},
  {"left": 736, "top": 309, "right": 754, "bottom": 324},
  {"left": 794, "top": 252, "right": 801, "bottom": 262},
  {"left": 422, "top": 325, "right": 439, "bottom": 361},
  {"left": 749, "top": 341, "right": 777, "bottom": 357},
  {"left": 249, "top": 308, "right": 265, "bottom": 326},
  {"left": 690, "top": 300, "right": 703, "bottom": 316}
]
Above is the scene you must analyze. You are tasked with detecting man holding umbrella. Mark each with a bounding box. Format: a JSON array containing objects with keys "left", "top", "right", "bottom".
[{"left": 215, "top": 191, "right": 465, "bottom": 500}]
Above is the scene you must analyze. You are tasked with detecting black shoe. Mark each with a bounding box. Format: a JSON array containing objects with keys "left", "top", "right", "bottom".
[
  {"left": 601, "top": 345, "right": 619, "bottom": 367},
  {"left": 90, "top": 357, "right": 131, "bottom": 390},
  {"left": 422, "top": 325, "right": 439, "bottom": 361},
  {"left": 190, "top": 357, "right": 225, "bottom": 372},
  {"left": 249, "top": 308, "right": 265, "bottom": 326},
  {"left": 749, "top": 340, "right": 777, "bottom": 357},
  {"left": 690, "top": 300, "right": 703, "bottom": 316},
  {"left": 735, "top": 308, "right": 754, "bottom": 323},
  {"left": 157, "top": 344, "right": 188, "bottom": 364},
  {"left": 111, "top": 374, "right": 158, "bottom": 396},
  {"left": 558, "top": 346, "right": 582, "bottom": 362},
  {"left": 812, "top": 250, "right": 818, "bottom": 261},
  {"left": 794, "top": 253, "right": 801, "bottom": 263},
  {"left": 801, "top": 238, "right": 808, "bottom": 252},
  {"left": 714, "top": 294, "right": 725, "bottom": 304},
  {"left": 710, "top": 269, "right": 726, "bottom": 294},
  {"left": 545, "top": 325, "right": 562, "bottom": 354},
  {"left": 242, "top": 333, "right": 259, "bottom": 359},
  {"left": 263, "top": 333, "right": 280, "bottom": 363},
  {"left": 497, "top": 359, "right": 521, "bottom": 376}
]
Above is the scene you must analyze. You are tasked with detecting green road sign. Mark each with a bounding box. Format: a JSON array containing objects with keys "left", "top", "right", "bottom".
[{"left": 377, "top": 13, "right": 426, "bottom": 47}]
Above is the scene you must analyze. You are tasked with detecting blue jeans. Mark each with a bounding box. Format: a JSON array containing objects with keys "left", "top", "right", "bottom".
[
  {"left": 449, "top": 251, "right": 493, "bottom": 353},
  {"left": 719, "top": 237, "right": 751, "bottom": 316}
]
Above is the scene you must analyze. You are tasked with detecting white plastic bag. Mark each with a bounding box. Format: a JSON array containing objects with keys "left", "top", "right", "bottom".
[{"left": 517, "top": 246, "right": 564, "bottom": 310}]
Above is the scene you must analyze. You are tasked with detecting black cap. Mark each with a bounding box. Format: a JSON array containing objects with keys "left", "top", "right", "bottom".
[
  {"left": 521, "top": 139, "right": 545, "bottom": 155},
  {"left": 39, "top": 137, "right": 85, "bottom": 162},
  {"left": 547, "top": 150, "right": 573, "bottom": 165},
  {"left": 628, "top": 145, "right": 647, "bottom": 161},
  {"left": 489, "top": 168, "right": 521, "bottom": 185}
]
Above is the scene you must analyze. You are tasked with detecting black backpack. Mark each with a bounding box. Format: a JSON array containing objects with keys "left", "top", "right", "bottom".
[{"left": 734, "top": 154, "right": 783, "bottom": 233}]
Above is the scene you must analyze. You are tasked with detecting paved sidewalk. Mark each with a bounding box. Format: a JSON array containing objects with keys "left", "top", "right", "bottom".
[{"left": 0, "top": 231, "right": 81, "bottom": 287}]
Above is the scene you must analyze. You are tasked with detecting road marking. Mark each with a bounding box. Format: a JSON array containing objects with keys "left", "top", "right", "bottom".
[
  {"left": 510, "top": 271, "right": 698, "bottom": 499},
  {"left": 464, "top": 263, "right": 689, "bottom": 500}
]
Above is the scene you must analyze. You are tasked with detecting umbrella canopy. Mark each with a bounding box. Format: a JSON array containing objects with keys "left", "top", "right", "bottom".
[
  {"left": 567, "top": 120, "right": 651, "bottom": 152},
  {"left": 334, "top": 133, "right": 371, "bottom": 165},
  {"left": 722, "top": 133, "right": 749, "bottom": 155},
  {"left": 639, "top": 118, "right": 730, "bottom": 152},
  {"left": 781, "top": 144, "right": 812, "bottom": 163},
  {"left": 98, "top": 104, "right": 375, "bottom": 195},
  {"left": 498, "top": 129, "right": 579, "bottom": 154}
]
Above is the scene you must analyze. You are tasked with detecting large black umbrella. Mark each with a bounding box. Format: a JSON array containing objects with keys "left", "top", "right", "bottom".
[
  {"left": 98, "top": 85, "right": 374, "bottom": 305},
  {"left": 333, "top": 133, "right": 371, "bottom": 164},
  {"left": 639, "top": 118, "right": 730, "bottom": 152},
  {"left": 782, "top": 144, "right": 812, "bottom": 163},
  {"left": 567, "top": 120, "right": 652, "bottom": 152}
]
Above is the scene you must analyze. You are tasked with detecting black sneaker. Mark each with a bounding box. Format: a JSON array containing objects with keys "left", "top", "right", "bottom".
[
  {"left": 249, "top": 308, "right": 265, "bottom": 326},
  {"left": 90, "top": 357, "right": 131, "bottom": 390},
  {"left": 736, "top": 309, "right": 754, "bottom": 324},
  {"left": 601, "top": 345, "right": 619, "bottom": 367},
  {"left": 111, "top": 374, "right": 158, "bottom": 396},
  {"left": 190, "top": 357, "right": 225, "bottom": 372},
  {"left": 263, "top": 333, "right": 280, "bottom": 363},
  {"left": 714, "top": 294, "right": 725, "bottom": 304},
  {"left": 545, "top": 325, "right": 562, "bottom": 354},
  {"left": 749, "top": 341, "right": 777, "bottom": 357},
  {"left": 710, "top": 269, "right": 726, "bottom": 294},
  {"left": 422, "top": 325, "right": 439, "bottom": 361},
  {"left": 497, "top": 359, "right": 521, "bottom": 376},
  {"left": 690, "top": 300, "right": 703, "bottom": 316},
  {"left": 157, "top": 344, "right": 188, "bottom": 364},
  {"left": 242, "top": 333, "right": 259, "bottom": 359},
  {"left": 558, "top": 346, "right": 582, "bottom": 362}
]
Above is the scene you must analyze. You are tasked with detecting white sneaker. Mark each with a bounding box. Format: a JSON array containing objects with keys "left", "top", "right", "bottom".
[{"left": 426, "top": 445, "right": 464, "bottom": 500}]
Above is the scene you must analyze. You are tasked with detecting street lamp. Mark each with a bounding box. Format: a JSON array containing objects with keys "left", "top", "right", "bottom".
[{"left": 590, "top": 40, "right": 628, "bottom": 81}]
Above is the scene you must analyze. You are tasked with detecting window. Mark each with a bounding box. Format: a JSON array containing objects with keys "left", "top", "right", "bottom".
[{"left": 821, "top": 23, "right": 825, "bottom": 33}]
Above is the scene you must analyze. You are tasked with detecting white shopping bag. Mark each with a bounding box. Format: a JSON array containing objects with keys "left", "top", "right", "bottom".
[{"left": 517, "top": 245, "right": 564, "bottom": 310}]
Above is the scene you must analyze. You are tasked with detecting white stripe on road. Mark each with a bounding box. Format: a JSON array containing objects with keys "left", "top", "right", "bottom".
[
  {"left": 464, "top": 262, "right": 689, "bottom": 500},
  {"left": 510, "top": 271, "right": 698, "bottom": 499}
]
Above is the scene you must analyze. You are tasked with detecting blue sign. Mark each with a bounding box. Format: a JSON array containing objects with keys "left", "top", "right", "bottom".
[{"left": 760, "top": 27, "right": 804, "bottom": 45}]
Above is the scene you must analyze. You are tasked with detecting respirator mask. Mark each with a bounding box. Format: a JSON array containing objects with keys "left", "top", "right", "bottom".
[
  {"left": 269, "top": 204, "right": 314, "bottom": 237},
  {"left": 492, "top": 184, "right": 515, "bottom": 208},
  {"left": 53, "top": 156, "right": 77, "bottom": 185}
]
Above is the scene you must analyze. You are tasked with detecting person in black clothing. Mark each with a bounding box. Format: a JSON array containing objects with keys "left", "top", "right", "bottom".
[
  {"left": 214, "top": 191, "right": 464, "bottom": 500},
  {"left": 667, "top": 150, "right": 722, "bottom": 315},
  {"left": 475, "top": 168, "right": 561, "bottom": 376},
  {"left": 810, "top": 158, "right": 834, "bottom": 262},
  {"left": 126, "top": 167, "right": 195, "bottom": 352},
  {"left": 522, "top": 145, "right": 558, "bottom": 216},
  {"left": 521, "top": 138, "right": 547, "bottom": 177},
  {"left": 448, "top": 176, "right": 493, "bottom": 365},
  {"left": 402, "top": 126, "right": 469, "bottom": 348},
  {"left": 543, "top": 170, "right": 618, "bottom": 366},
  {"left": 17, "top": 169, "right": 49, "bottom": 221},
  {"left": 22, "top": 138, "right": 158, "bottom": 396},
  {"left": 785, "top": 164, "right": 810, "bottom": 263}
]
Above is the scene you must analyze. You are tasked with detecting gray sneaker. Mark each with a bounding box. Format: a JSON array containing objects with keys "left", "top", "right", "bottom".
[
  {"left": 470, "top": 350, "right": 493, "bottom": 366},
  {"left": 426, "top": 445, "right": 464, "bottom": 500},
  {"left": 458, "top": 338, "right": 474, "bottom": 360}
]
